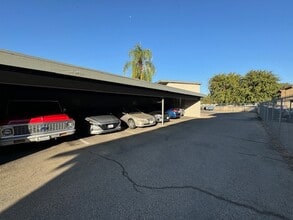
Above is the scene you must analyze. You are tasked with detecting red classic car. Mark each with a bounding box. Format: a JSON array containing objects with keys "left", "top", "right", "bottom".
[{"left": 0, "top": 100, "right": 75, "bottom": 146}]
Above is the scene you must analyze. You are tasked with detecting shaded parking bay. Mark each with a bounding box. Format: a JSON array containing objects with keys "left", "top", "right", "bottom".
[{"left": 1, "top": 112, "right": 293, "bottom": 219}]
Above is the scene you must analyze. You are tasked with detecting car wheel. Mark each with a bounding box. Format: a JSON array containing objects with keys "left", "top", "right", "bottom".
[{"left": 127, "top": 118, "right": 136, "bottom": 129}]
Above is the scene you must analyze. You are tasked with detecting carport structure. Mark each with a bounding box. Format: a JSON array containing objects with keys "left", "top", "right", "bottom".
[{"left": 0, "top": 50, "right": 205, "bottom": 125}]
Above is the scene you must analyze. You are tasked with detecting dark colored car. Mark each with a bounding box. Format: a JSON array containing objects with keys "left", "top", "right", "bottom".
[{"left": 166, "top": 108, "right": 181, "bottom": 119}]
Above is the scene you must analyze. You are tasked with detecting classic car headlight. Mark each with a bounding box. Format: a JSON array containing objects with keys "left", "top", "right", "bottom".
[
  {"left": 1, "top": 127, "right": 14, "bottom": 137},
  {"left": 66, "top": 121, "right": 75, "bottom": 129}
]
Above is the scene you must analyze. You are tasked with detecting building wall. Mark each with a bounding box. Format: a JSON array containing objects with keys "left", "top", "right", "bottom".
[
  {"left": 164, "top": 82, "right": 201, "bottom": 93},
  {"left": 164, "top": 82, "right": 201, "bottom": 118},
  {"left": 280, "top": 86, "right": 293, "bottom": 109},
  {"left": 183, "top": 99, "right": 201, "bottom": 117},
  {"left": 280, "top": 87, "right": 293, "bottom": 98}
]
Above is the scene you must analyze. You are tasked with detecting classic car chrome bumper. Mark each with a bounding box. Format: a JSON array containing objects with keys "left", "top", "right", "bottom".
[{"left": 0, "top": 129, "right": 75, "bottom": 146}]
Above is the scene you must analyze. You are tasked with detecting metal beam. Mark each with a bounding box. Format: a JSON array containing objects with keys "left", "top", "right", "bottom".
[
  {"left": 0, "top": 69, "right": 200, "bottom": 100},
  {"left": 161, "top": 98, "right": 165, "bottom": 126}
]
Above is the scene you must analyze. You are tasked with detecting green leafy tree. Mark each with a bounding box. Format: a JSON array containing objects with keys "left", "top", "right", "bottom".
[
  {"left": 201, "top": 94, "right": 214, "bottom": 104},
  {"left": 123, "top": 44, "right": 156, "bottom": 82},
  {"left": 209, "top": 73, "right": 243, "bottom": 104},
  {"left": 242, "top": 70, "right": 279, "bottom": 103},
  {"left": 208, "top": 70, "right": 280, "bottom": 104}
]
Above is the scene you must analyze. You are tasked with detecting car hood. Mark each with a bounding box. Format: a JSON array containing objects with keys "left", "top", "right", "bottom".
[
  {"left": 85, "top": 115, "right": 120, "bottom": 124},
  {"left": 0, "top": 114, "right": 72, "bottom": 125},
  {"left": 127, "top": 112, "right": 153, "bottom": 119}
]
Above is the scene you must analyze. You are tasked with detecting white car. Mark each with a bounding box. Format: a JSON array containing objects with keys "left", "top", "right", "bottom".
[
  {"left": 178, "top": 108, "right": 185, "bottom": 116},
  {"left": 148, "top": 111, "right": 170, "bottom": 123},
  {"left": 120, "top": 110, "right": 156, "bottom": 129}
]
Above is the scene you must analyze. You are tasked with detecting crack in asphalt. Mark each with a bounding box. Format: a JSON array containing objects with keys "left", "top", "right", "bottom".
[
  {"left": 224, "top": 135, "right": 269, "bottom": 144},
  {"left": 97, "top": 153, "right": 290, "bottom": 220},
  {"left": 238, "top": 152, "right": 257, "bottom": 157},
  {"left": 238, "top": 152, "right": 287, "bottom": 164}
]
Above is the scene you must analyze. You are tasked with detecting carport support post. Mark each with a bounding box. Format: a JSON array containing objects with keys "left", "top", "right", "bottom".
[
  {"left": 161, "top": 98, "right": 165, "bottom": 125},
  {"left": 289, "top": 100, "right": 293, "bottom": 119}
]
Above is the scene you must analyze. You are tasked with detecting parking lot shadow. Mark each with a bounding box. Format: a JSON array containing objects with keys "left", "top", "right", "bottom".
[{"left": 1, "top": 112, "right": 292, "bottom": 219}]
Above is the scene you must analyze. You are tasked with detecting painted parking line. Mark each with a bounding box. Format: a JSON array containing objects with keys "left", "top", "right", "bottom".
[{"left": 79, "top": 138, "right": 90, "bottom": 145}]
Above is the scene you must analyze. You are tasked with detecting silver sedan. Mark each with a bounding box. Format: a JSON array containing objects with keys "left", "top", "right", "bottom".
[{"left": 85, "top": 115, "right": 121, "bottom": 134}]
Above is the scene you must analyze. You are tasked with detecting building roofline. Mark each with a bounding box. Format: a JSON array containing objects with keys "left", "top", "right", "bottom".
[
  {"left": 157, "top": 80, "right": 201, "bottom": 85},
  {"left": 0, "top": 50, "right": 206, "bottom": 98},
  {"left": 279, "top": 85, "right": 293, "bottom": 92},
  {"left": 284, "top": 86, "right": 293, "bottom": 90}
]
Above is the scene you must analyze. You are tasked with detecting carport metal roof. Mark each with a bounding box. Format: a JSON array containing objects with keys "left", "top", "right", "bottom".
[
  {"left": 157, "top": 80, "right": 201, "bottom": 85},
  {"left": 0, "top": 50, "right": 205, "bottom": 99}
]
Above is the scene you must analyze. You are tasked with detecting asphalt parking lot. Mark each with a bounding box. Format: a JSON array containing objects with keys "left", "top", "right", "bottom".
[{"left": 1, "top": 112, "right": 293, "bottom": 219}]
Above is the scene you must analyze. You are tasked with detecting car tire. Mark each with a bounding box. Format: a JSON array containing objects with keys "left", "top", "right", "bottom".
[{"left": 127, "top": 119, "right": 136, "bottom": 129}]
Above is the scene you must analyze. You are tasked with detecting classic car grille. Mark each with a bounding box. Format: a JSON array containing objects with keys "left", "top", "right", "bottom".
[
  {"left": 100, "top": 122, "right": 120, "bottom": 130},
  {"left": 13, "top": 125, "right": 30, "bottom": 135},
  {"left": 13, "top": 122, "right": 69, "bottom": 136}
]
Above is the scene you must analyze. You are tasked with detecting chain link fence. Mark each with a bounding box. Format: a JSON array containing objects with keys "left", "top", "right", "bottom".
[
  {"left": 201, "top": 104, "right": 257, "bottom": 112},
  {"left": 258, "top": 96, "right": 293, "bottom": 154}
]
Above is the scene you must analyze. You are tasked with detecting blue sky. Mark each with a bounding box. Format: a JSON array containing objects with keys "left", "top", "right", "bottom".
[{"left": 1, "top": 0, "right": 292, "bottom": 94}]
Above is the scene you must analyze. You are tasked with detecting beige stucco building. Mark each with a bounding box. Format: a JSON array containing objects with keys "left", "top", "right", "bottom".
[
  {"left": 280, "top": 86, "right": 293, "bottom": 98},
  {"left": 280, "top": 86, "right": 293, "bottom": 109},
  {"left": 157, "top": 80, "right": 203, "bottom": 117}
]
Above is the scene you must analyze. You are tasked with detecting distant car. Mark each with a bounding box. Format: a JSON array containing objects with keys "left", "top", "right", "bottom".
[
  {"left": 203, "top": 105, "right": 215, "bottom": 111},
  {"left": 85, "top": 115, "right": 121, "bottom": 134},
  {"left": 120, "top": 109, "right": 156, "bottom": 129},
  {"left": 166, "top": 108, "right": 181, "bottom": 119},
  {"left": 148, "top": 111, "right": 170, "bottom": 123},
  {"left": 281, "top": 109, "right": 293, "bottom": 119},
  {"left": 178, "top": 108, "right": 185, "bottom": 116}
]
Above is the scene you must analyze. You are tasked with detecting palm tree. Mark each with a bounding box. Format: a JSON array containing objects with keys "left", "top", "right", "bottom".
[{"left": 123, "top": 44, "right": 155, "bottom": 82}]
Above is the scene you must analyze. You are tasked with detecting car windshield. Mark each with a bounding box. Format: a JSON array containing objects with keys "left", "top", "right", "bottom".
[
  {"left": 7, "top": 100, "right": 63, "bottom": 118},
  {"left": 123, "top": 107, "right": 143, "bottom": 114}
]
